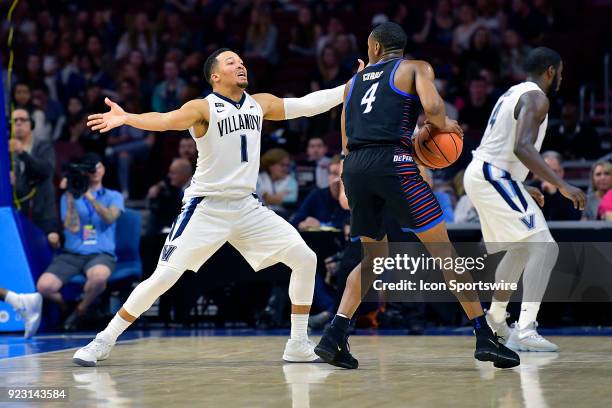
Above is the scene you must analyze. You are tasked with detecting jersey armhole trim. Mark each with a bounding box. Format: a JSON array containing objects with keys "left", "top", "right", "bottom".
[
  {"left": 345, "top": 75, "right": 356, "bottom": 114},
  {"left": 390, "top": 59, "right": 419, "bottom": 100}
]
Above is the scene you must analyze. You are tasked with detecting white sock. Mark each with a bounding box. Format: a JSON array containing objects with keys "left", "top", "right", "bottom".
[
  {"left": 290, "top": 314, "right": 308, "bottom": 341},
  {"left": 488, "top": 298, "right": 509, "bottom": 323},
  {"left": 99, "top": 314, "right": 132, "bottom": 343},
  {"left": 5, "top": 291, "right": 22, "bottom": 311},
  {"left": 518, "top": 302, "right": 540, "bottom": 330}
]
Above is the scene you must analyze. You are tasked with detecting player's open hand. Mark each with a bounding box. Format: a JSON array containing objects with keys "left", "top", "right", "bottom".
[
  {"left": 356, "top": 59, "right": 366, "bottom": 73},
  {"left": 525, "top": 185, "right": 545, "bottom": 207},
  {"left": 559, "top": 183, "right": 586, "bottom": 210},
  {"left": 87, "top": 97, "right": 127, "bottom": 133}
]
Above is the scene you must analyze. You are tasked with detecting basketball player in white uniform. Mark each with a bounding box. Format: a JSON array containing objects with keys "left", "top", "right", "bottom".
[
  {"left": 464, "top": 47, "right": 585, "bottom": 351},
  {"left": 73, "top": 49, "right": 364, "bottom": 366}
]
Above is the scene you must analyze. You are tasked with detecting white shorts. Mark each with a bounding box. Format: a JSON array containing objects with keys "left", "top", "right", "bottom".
[
  {"left": 158, "top": 194, "right": 305, "bottom": 271},
  {"left": 464, "top": 158, "right": 548, "bottom": 253}
]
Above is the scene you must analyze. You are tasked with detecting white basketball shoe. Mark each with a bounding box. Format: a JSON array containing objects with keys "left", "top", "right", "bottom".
[
  {"left": 282, "top": 338, "right": 322, "bottom": 362},
  {"left": 506, "top": 322, "right": 559, "bottom": 352},
  {"left": 15, "top": 293, "right": 42, "bottom": 339},
  {"left": 73, "top": 333, "right": 115, "bottom": 367},
  {"left": 485, "top": 311, "right": 511, "bottom": 342}
]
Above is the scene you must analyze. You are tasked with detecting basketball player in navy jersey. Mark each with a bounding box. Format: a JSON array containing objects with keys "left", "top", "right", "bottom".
[
  {"left": 73, "top": 49, "right": 363, "bottom": 367},
  {"left": 314, "top": 22, "right": 519, "bottom": 369}
]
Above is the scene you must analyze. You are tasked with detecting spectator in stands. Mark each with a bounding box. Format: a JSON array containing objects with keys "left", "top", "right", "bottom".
[
  {"left": 598, "top": 190, "right": 612, "bottom": 221},
  {"left": 316, "top": 18, "right": 356, "bottom": 56},
  {"left": 244, "top": 8, "right": 279, "bottom": 65},
  {"left": 435, "top": 79, "right": 459, "bottom": 120},
  {"left": 295, "top": 137, "right": 332, "bottom": 196},
  {"left": 291, "top": 156, "right": 349, "bottom": 231},
  {"left": 31, "top": 83, "right": 65, "bottom": 142},
  {"left": 508, "top": 0, "right": 548, "bottom": 45},
  {"left": 178, "top": 136, "right": 197, "bottom": 169},
  {"left": 583, "top": 160, "right": 612, "bottom": 220},
  {"left": 530, "top": 151, "right": 581, "bottom": 221},
  {"left": 453, "top": 170, "right": 479, "bottom": 223},
  {"left": 452, "top": 4, "right": 479, "bottom": 54},
  {"left": 424, "top": 0, "right": 455, "bottom": 46},
  {"left": 22, "top": 54, "right": 44, "bottom": 85},
  {"left": 390, "top": 3, "right": 428, "bottom": 47},
  {"left": 542, "top": 102, "right": 603, "bottom": 160},
  {"left": 106, "top": 99, "right": 155, "bottom": 198},
  {"left": 12, "top": 82, "right": 48, "bottom": 143},
  {"left": 289, "top": 5, "right": 321, "bottom": 57},
  {"left": 459, "top": 76, "right": 495, "bottom": 134},
  {"left": 86, "top": 34, "right": 115, "bottom": 76},
  {"left": 475, "top": 0, "right": 503, "bottom": 40},
  {"left": 9, "top": 108, "right": 61, "bottom": 248},
  {"left": 55, "top": 40, "right": 86, "bottom": 106},
  {"left": 256, "top": 148, "right": 298, "bottom": 218},
  {"left": 152, "top": 60, "right": 186, "bottom": 113},
  {"left": 78, "top": 54, "right": 114, "bottom": 94},
  {"left": 335, "top": 34, "right": 359, "bottom": 73},
  {"left": 499, "top": 29, "right": 531, "bottom": 85},
  {"left": 36, "top": 153, "right": 124, "bottom": 331},
  {"left": 158, "top": 11, "right": 192, "bottom": 54},
  {"left": 459, "top": 26, "right": 500, "bottom": 80},
  {"left": 309, "top": 44, "right": 350, "bottom": 135},
  {"left": 146, "top": 158, "right": 193, "bottom": 235},
  {"left": 115, "top": 12, "right": 158, "bottom": 64}
]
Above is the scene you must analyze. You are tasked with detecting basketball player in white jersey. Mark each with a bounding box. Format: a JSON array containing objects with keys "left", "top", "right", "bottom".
[
  {"left": 464, "top": 47, "right": 586, "bottom": 352},
  {"left": 72, "top": 48, "right": 364, "bottom": 366}
]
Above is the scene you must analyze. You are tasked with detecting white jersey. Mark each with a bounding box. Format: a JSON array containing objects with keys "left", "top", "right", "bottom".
[
  {"left": 472, "top": 81, "right": 548, "bottom": 181},
  {"left": 184, "top": 92, "right": 263, "bottom": 200}
]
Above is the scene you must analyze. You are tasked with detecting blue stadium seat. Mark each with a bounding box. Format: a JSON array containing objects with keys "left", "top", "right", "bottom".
[{"left": 68, "top": 209, "right": 142, "bottom": 286}]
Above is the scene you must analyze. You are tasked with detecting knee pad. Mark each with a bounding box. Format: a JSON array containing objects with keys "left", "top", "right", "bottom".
[{"left": 283, "top": 244, "right": 317, "bottom": 306}]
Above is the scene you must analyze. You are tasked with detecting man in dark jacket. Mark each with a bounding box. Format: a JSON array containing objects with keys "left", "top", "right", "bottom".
[{"left": 10, "top": 108, "right": 60, "bottom": 247}]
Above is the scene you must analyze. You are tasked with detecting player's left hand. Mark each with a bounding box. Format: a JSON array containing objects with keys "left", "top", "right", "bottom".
[
  {"left": 356, "top": 59, "right": 366, "bottom": 73},
  {"left": 525, "top": 185, "right": 545, "bottom": 207}
]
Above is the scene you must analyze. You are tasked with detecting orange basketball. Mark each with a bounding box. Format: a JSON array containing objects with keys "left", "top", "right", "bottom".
[{"left": 413, "top": 125, "right": 463, "bottom": 169}]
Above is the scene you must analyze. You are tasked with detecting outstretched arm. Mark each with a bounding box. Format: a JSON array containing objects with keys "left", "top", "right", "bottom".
[
  {"left": 254, "top": 59, "right": 365, "bottom": 121},
  {"left": 87, "top": 97, "right": 209, "bottom": 134},
  {"left": 514, "top": 91, "right": 586, "bottom": 210},
  {"left": 253, "top": 85, "right": 346, "bottom": 121}
]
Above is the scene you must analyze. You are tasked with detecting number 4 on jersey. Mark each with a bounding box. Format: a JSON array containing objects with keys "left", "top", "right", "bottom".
[{"left": 361, "top": 82, "right": 379, "bottom": 113}]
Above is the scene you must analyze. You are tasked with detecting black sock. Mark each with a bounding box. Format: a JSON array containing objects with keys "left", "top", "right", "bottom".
[
  {"left": 472, "top": 315, "right": 492, "bottom": 334},
  {"left": 331, "top": 314, "right": 351, "bottom": 332}
]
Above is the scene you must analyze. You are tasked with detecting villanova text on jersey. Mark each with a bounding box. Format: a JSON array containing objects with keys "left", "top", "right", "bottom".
[{"left": 217, "top": 113, "right": 262, "bottom": 137}]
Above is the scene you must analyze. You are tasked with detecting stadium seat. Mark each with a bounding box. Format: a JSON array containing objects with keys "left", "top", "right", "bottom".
[{"left": 68, "top": 209, "right": 142, "bottom": 286}]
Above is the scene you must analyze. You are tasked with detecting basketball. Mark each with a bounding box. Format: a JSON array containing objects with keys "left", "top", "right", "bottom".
[{"left": 413, "top": 125, "right": 463, "bottom": 169}]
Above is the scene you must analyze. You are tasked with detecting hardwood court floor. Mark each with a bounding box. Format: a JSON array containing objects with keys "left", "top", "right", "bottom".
[{"left": 1, "top": 336, "right": 611, "bottom": 407}]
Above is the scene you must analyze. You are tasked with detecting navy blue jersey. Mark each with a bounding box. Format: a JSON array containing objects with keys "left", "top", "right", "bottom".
[{"left": 345, "top": 58, "right": 421, "bottom": 151}]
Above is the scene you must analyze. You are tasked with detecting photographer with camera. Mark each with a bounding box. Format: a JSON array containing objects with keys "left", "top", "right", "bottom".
[
  {"left": 9, "top": 108, "right": 61, "bottom": 248},
  {"left": 36, "top": 153, "right": 124, "bottom": 331}
]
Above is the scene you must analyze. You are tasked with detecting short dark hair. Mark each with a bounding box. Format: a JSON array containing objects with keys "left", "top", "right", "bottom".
[
  {"left": 370, "top": 22, "right": 407, "bottom": 52},
  {"left": 524, "top": 47, "right": 561, "bottom": 76},
  {"left": 203, "top": 48, "right": 233, "bottom": 85}
]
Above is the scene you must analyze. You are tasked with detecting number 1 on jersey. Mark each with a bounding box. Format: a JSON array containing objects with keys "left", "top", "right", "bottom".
[
  {"left": 361, "top": 82, "right": 379, "bottom": 113},
  {"left": 240, "top": 134, "right": 248, "bottom": 162}
]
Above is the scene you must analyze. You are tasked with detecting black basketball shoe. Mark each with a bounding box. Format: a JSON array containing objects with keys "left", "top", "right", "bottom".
[
  {"left": 314, "top": 324, "right": 358, "bottom": 369},
  {"left": 474, "top": 326, "right": 520, "bottom": 368}
]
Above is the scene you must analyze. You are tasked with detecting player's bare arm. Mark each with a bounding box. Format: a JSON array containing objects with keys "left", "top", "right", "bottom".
[
  {"left": 514, "top": 91, "right": 585, "bottom": 209},
  {"left": 410, "top": 61, "right": 462, "bottom": 135},
  {"left": 87, "top": 97, "right": 210, "bottom": 136}
]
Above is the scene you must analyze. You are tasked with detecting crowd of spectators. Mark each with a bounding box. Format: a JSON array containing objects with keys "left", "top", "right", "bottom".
[{"left": 2, "top": 0, "right": 611, "bottom": 329}]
